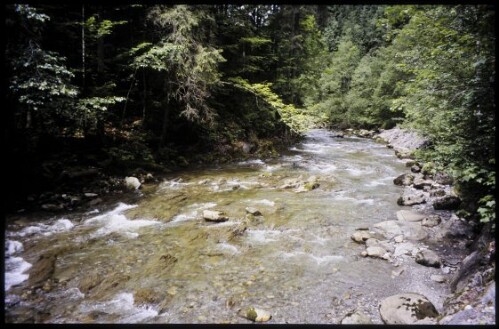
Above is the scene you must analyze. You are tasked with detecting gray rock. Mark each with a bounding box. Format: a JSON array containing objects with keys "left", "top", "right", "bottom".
[
  {"left": 373, "top": 220, "right": 427, "bottom": 241},
  {"left": 202, "top": 210, "right": 229, "bottom": 222},
  {"left": 438, "top": 215, "right": 473, "bottom": 239},
  {"left": 241, "top": 307, "right": 272, "bottom": 322},
  {"left": 397, "top": 193, "right": 426, "bottom": 206},
  {"left": 430, "top": 189, "right": 446, "bottom": 197},
  {"left": 351, "top": 231, "right": 371, "bottom": 243},
  {"left": 421, "top": 215, "right": 442, "bottom": 227},
  {"left": 410, "top": 165, "right": 421, "bottom": 173},
  {"left": 415, "top": 249, "right": 441, "bottom": 268},
  {"left": 376, "top": 128, "right": 428, "bottom": 152},
  {"left": 341, "top": 311, "right": 373, "bottom": 324},
  {"left": 433, "top": 195, "right": 461, "bottom": 210},
  {"left": 396, "top": 210, "right": 426, "bottom": 222},
  {"left": 125, "top": 176, "right": 141, "bottom": 190},
  {"left": 379, "top": 293, "right": 439, "bottom": 324},
  {"left": 393, "top": 242, "right": 416, "bottom": 257},
  {"left": 434, "top": 172, "right": 454, "bottom": 185},
  {"left": 84, "top": 193, "right": 98, "bottom": 198},
  {"left": 393, "top": 173, "right": 414, "bottom": 186},
  {"left": 245, "top": 207, "right": 262, "bottom": 216},
  {"left": 413, "top": 176, "right": 433, "bottom": 190},
  {"left": 366, "top": 246, "right": 390, "bottom": 259}
]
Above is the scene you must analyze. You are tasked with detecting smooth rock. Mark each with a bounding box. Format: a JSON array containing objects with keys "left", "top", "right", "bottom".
[
  {"left": 410, "top": 165, "right": 421, "bottom": 173},
  {"left": 202, "top": 210, "right": 228, "bottom": 222},
  {"left": 413, "top": 176, "right": 433, "bottom": 189},
  {"left": 379, "top": 293, "right": 439, "bottom": 324},
  {"left": 245, "top": 207, "right": 262, "bottom": 216},
  {"left": 366, "top": 246, "right": 390, "bottom": 259},
  {"left": 415, "top": 249, "right": 441, "bottom": 268},
  {"left": 242, "top": 307, "right": 272, "bottom": 322},
  {"left": 84, "top": 193, "right": 98, "bottom": 198},
  {"left": 393, "top": 242, "right": 416, "bottom": 258},
  {"left": 421, "top": 215, "right": 442, "bottom": 227},
  {"left": 351, "top": 231, "right": 371, "bottom": 243},
  {"left": 125, "top": 176, "right": 141, "bottom": 190},
  {"left": 396, "top": 210, "right": 426, "bottom": 222},
  {"left": 373, "top": 220, "right": 427, "bottom": 241},
  {"left": 341, "top": 311, "right": 373, "bottom": 324},
  {"left": 394, "top": 235, "right": 404, "bottom": 243}
]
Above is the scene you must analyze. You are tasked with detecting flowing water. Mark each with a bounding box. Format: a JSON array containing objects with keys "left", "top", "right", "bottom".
[{"left": 4, "top": 129, "right": 448, "bottom": 323}]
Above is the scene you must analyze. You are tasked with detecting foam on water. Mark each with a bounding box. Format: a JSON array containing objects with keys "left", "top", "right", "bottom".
[
  {"left": 278, "top": 251, "right": 343, "bottom": 265},
  {"left": 10, "top": 219, "right": 75, "bottom": 238},
  {"left": 85, "top": 203, "right": 158, "bottom": 238},
  {"left": 216, "top": 242, "right": 240, "bottom": 255},
  {"left": 5, "top": 240, "right": 23, "bottom": 256},
  {"left": 5, "top": 256, "right": 32, "bottom": 291},
  {"left": 168, "top": 202, "right": 217, "bottom": 225},
  {"left": 238, "top": 159, "right": 265, "bottom": 166},
  {"left": 246, "top": 229, "right": 282, "bottom": 244},
  {"left": 80, "top": 292, "right": 158, "bottom": 323}
]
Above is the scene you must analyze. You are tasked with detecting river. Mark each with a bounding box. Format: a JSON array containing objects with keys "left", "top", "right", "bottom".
[{"left": 4, "top": 129, "right": 450, "bottom": 323}]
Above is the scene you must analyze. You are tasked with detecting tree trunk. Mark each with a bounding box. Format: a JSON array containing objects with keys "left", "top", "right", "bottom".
[{"left": 81, "top": 5, "right": 86, "bottom": 91}]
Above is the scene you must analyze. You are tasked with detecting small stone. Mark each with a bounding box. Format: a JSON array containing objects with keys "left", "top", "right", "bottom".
[
  {"left": 394, "top": 235, "right": 404, "bottom": 243},
  {"left": 441, "top": 267, "right": 451, "bottom": 274},
  {"left": 351, "top": 231, "right": 371, "bottom": 243},
  {"left": 203, "top": 210, "right": 229, "bottom": 222},
  {"left": 464, "top": 305, "right": 473, "bottom": 310},
  {"left": 421, "top": 215, "right": 442, "bottom": 227},
  {"left": 415, "top": 249, "right": 441, "bottom": 268},
  {"left": 391, "top": 268, "right": 405, "bottom": 277},
  {"left": 125, "top": 176, "right": 141, "bottom": 190},
  {"left": 245, "top": 207, "right": 262, "bottom": 216},
  {"left": 360, "top": 251, "right": 368, "bottom": 257},
  {"left": 430, "top": 275, "right": 446, "bottom": 283},
  {"left": 366, "top": 246, "right": 389, "bottom": 259},
  {"left": 243, "top": 307, "right": 272, "bottom": 322}
]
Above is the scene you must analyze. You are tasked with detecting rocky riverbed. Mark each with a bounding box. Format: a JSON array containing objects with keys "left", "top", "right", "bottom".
[{"left": 4, "top": 128, "right": 495, "bottom": 324}]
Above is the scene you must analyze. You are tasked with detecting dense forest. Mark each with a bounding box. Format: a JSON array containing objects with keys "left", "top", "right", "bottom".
[{"left": 4, "top": 4, "right": 495, "bottom": 228}]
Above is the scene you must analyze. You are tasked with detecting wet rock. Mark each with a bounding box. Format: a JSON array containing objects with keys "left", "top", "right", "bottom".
[
  {"left": 88, "top": 198, "right": 103, "bottom": 206},
  {"left": 393, "top": 173, "right": 414, "bottom": 186},
  {"left": 397, "top": 192, "right": 426, "bottom": 206},
  {"left": 421, "top": 215, "right": 442, "bottom": 227},
  {"left": 125, "top": 176, "right": 141, "bottom": 190},
  {"left": 379, "top": 293, "right": 439, "bottom": 324},
  {"left": 430, "top": 189, "right": 446, "bottom": 197},
  {"left": 240, "top": 307, "right": 272, "bottom": 322},
  {"left": 245, "top": 207, "right": 262, "bottom": 216},
  {"left": 410, "top": 165, "right": 421, "bottom": 173},
  {"left": 433, "top": 195, "right": 461, "bottom": 210},
  {"left": 203, "top": 210, "right": 229, "bottom": 222},
  {"left": 134, "top": 288, "right": 162, "bottom": 305},
  {"left": 351, "top": 231, "right": 371, "bottom": 243},
  {"left": 79, "top": 273, "right": 101, "bottom": 294},
  {"left": 41, "top": 203, "right": 64, "bottom": 211},
  {"left": 394, "top": 235, "right": 404, "bottom": 243},
  {"left": 341, "top": 311, "right": 373, "bottom": 324},
  {"left": 413, "top": 176, "right": 433, "bottom": 189},
  {"left": 396, "top": 210, "right": 426, "bottom": 222},
  {"left": 395, "top": 148, "right": 414, "bottom": 159},
  {"left": 415, "top": 249, "right": 441, "bottom": 268},
  {"left": 84, "top": 193, "right": 98, "bottom": 198}
]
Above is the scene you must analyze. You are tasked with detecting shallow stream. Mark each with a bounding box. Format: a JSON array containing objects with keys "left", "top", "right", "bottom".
[{"left": 5, "top": 129, "right": 449, "bottom": 323}]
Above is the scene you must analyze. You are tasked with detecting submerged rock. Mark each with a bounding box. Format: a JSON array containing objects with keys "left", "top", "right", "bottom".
[
  {"left": 202, "top": 210, "right": 229, "bottom": 222},
  {"left": 379, "top": 293, "right": 439, "bottom": 324}
]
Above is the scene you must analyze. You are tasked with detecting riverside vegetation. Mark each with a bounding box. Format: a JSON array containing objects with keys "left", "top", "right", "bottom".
[{"left": 4, "top": 4, "right": 495, "bottom": 324}]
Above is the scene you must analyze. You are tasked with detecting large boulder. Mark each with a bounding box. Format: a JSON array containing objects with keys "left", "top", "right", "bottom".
[
  {"left": 379, "top": 293, "right": 439, "bottom": 324},
  {"left": 412, "top": 176, "right": 433, "bottom": 190},
  {"left": 373, "top": 220, "right": 427, "bottom": 241},
  {"left": 433, "top": 195, "right": 461, "bottom": 210},
  {"left": 438, "top": 215, "right": 473, "bottom": 240}
]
